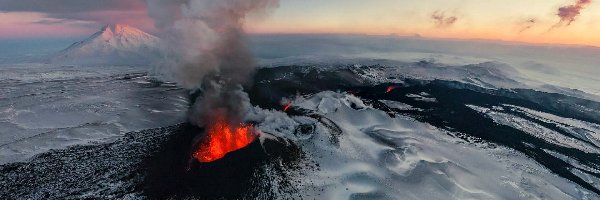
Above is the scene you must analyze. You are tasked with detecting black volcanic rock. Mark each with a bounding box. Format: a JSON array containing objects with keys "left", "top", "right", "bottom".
[{"left": 0, "top": 124, "right": 304, "bottom": 199}]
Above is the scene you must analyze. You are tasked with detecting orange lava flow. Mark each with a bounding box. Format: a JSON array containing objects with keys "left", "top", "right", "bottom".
[
  {"left": 385, "top": 86, "right": 397, "bottom": 93},
  {"left": 193, "top": 116, "right": 257, "bottom": 163},
  {"left": 283, "top": 102, "right": 292, "bottom": 112}
]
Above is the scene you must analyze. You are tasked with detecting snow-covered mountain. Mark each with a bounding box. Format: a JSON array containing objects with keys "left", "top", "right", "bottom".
[{"left": 51, "top": 24, "right": 161, "bottom": 66}]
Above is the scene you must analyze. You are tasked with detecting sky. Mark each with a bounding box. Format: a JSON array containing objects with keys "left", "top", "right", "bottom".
[{"left": 0, "top": 0, "right": 599, "bottom": 47}]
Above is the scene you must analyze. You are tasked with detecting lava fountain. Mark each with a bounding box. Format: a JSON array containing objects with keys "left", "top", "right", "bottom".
[{"left": 192, "top": 112, "right": 257, "bottom": 163}]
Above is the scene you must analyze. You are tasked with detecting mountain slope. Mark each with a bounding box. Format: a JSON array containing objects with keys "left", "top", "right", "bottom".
[{"left": 51, "top": 24, "right": 160, "bottom": 66}]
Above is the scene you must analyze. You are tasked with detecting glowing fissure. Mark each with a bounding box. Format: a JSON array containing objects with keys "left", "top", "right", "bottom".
[
  {"left": 193, "top": 114, "right": 257, "bottom": 163},
  {"left": 283, "top": 102, "right": 292, "bottom": 112},
  {"left": 386, "top": 86, "right": 397, "bottom": 93}
]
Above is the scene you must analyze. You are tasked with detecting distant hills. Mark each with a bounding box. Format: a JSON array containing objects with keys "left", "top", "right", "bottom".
[{"left": 50, "top": 24, "right": 160, "bottom": 66}]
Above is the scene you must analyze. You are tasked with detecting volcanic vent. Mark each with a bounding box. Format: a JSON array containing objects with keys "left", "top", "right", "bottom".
[
  {"left": 192, "top": 109, "right": 257, "bottom": 163},
  {"left": 144, "top": 0, "right": 280, "bottom": 161}
]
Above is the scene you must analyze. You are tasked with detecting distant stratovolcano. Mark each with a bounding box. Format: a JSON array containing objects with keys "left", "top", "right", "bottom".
[{"left": 51, "top": 24, "right": 160, "bottom": 66}]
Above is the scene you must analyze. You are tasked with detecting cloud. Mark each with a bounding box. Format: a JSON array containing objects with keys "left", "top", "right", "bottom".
[
  {"left": 0, "top": 0, "right": 145, "bottom": 13},
  {"left": 33, "top": 18, "right": 72, "bottom": 25},
  {"left": 32, "top": 18, "right": 99, "bottom": 28},
  {"left": 431, "top": 11, "right": 458, "bottom": 28},
  {"left": 0, "top": 0, "right": 149, "bottom": 27},
  {"left": 518, "top": 18, "right": 537, "bottom": 33},
  {"left": 554, "top": 0, "right": 593, "bottom": 27}
]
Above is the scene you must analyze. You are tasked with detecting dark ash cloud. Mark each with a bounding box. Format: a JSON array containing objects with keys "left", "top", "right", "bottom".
[
  {"left": 431, "top": 11, "right": 458, "bottom": 28},
  {"left": 555, "top": 0, "right": 593, "bottom": 26}
]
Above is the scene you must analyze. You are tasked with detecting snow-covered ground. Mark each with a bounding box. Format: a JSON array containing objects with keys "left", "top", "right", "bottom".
[
  {"left": 247, "top": 91, "right": 599, "bottom": 199},
  {"left": 467, "top": 104, "right": 600, "bottom": 154},
  {"left": 0, "top": 64, "right": 187, "bottom": 164},
  {"left": 0, "top": 34, "right": 599, "bottom": 198}
]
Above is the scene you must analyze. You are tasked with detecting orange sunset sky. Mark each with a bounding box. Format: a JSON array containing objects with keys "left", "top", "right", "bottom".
[{"left": 0, "top": 0, "right": 599, "bottom": 47}]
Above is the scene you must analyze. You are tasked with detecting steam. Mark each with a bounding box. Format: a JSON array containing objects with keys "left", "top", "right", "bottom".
[
  {"left": 145, "top": 0, "right": 279, "bottom": 126},
  {"left": 431, "top": 11, "right": 458, "bottom": 28},
  {"left": 553, "top": 0, "right": 592, "bottom": 28}
]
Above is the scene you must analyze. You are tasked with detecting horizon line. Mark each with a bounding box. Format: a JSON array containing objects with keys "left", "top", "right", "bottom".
[{"left": 1, "top": 31, "right": 598, "bottom": 50}]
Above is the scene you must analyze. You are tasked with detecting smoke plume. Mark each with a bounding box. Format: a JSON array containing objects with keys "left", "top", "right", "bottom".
[
  {"left": 431, "top": 11, "right": 458, "bottom": 28},
  {"left": 555, "top": 0, "right": 592, "bottom": 27},
  {"left": 145, "top": 0, "right": 279, "bottom": 126}
]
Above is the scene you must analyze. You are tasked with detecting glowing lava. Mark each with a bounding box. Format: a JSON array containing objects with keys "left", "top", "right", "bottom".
[
  {"left": 193, "top": 115, "right": 257, "bottom": 163},
  {"left": 283, "top": 102, "right": 292, "bottom": 112},
  {"left": 385, "top": 86, "right": 397, "bottom": 93}
]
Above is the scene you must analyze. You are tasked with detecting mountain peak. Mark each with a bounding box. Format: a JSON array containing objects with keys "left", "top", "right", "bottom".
[
  {"left": 97, "top": 24, "right": 149, "bottom": 39},
  {"left": 101, "top": 24, "right": 140, "bottom": 33},
  {"left": 52, "top": 24, "right": 161, "bottom": 66}
]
